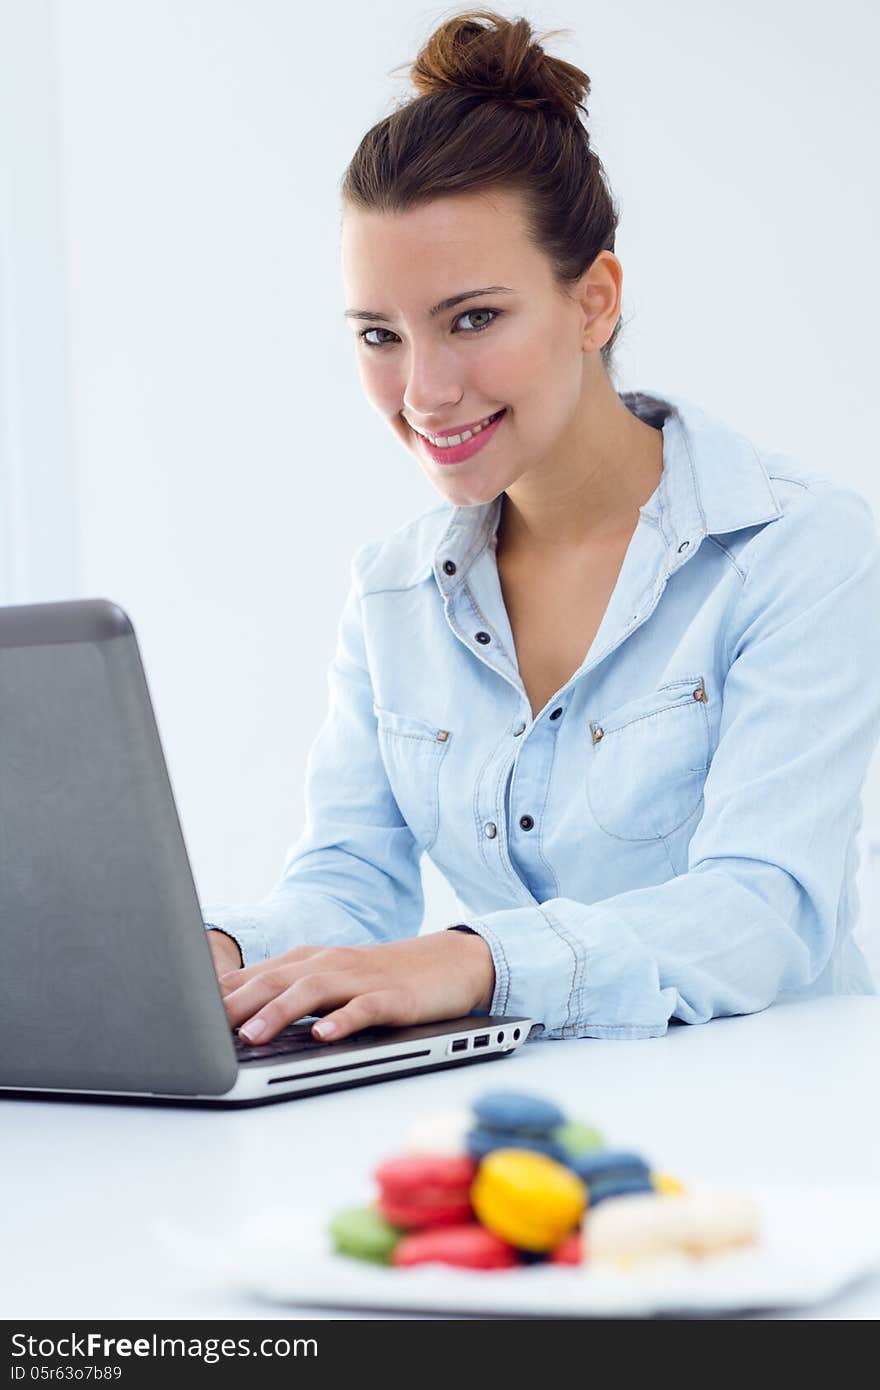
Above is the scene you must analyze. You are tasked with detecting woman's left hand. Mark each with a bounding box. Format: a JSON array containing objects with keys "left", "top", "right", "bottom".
[{"left": 219, "top": 931, "right": 496, "bottom": 1045}]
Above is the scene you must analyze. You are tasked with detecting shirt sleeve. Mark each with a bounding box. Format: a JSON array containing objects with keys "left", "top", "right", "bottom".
[
  {"left": 452, "top": 483, "right": 880, "bottom": 1038},
  {"left": 201, "top": 542, "right": 425, "bottom": 966}
]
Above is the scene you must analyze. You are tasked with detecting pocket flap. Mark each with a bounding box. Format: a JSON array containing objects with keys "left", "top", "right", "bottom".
[
  {"left": 372, "top": 704, "right": 452, "bottom": 746},
  {"left": 589, "top": 675, "right": 707, "bottom": 742}
]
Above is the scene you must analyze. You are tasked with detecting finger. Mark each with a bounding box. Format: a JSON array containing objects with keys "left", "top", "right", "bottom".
[
  {"left": 232, "top": 970, "right": 362, "bottom": 1043},
  {"left": 223, "top": 958, "right": 345, "bottom": 1024},
  {"left": 311, "top": 989, "right": 414, "bottom": 1043},
  {"left": 222, "top": 944, "right": 334, "bottom": 990},
  {"left": 218, "top": 969, "right": 244, "bottom": 995},
  {"left": 222, "top": 947, "right": 362, "bottom": 1017}
]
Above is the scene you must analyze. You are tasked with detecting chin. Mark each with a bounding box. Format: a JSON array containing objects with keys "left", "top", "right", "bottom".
[{"left": 433, "top": 480, "right": 502, "bottom": 508}]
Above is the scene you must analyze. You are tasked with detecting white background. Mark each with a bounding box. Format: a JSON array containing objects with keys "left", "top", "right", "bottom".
[{"left": 2, "top": 0, "right": 879, "bottom": 970}]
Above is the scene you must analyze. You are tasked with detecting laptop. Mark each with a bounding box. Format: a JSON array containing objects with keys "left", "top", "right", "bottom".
[{"left": 0, "top": 598, "right": 534, "bottom": 1108}]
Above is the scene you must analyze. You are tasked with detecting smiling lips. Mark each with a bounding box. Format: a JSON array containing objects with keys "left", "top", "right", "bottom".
[
  {"left": 413, "top": 409, "right": 505, "bottom": 444},
  {"left": 411, "top": 409, "right": 507, "bottom": 466}
]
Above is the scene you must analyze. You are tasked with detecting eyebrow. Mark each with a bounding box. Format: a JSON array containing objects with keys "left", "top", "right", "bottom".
[{"left": 343, "top": 286, "right": 515, "bottom": 323}]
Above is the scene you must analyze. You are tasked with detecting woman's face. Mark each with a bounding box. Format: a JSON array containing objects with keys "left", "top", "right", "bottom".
[{"left": 340, "top": 187, "right": 615, "bottom": 507}]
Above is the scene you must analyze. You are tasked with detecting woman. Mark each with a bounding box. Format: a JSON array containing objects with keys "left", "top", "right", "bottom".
[{"left": 204, "top": 10, "right": 880, "bottom": 1046}]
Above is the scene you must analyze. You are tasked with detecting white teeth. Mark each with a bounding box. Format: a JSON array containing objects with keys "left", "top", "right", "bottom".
[{"left": 419, "top": 411, "right": 501, "bottom": 447}]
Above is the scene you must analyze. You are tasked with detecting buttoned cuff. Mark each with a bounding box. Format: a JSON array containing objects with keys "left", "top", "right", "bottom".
[
  {"left": 457, "top": 903, "right": 670, "bottom": 1040},
  {"left": 457, "top": 910, "right": 559, "bottom": 1035}
]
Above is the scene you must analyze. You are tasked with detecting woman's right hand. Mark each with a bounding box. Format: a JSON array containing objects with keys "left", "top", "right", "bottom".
[{"left": 206, "top": 928, "right": 244, "bottom": 978}]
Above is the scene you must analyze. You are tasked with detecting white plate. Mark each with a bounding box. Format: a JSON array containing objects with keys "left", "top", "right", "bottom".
[{"left": 154, "top": 1186, "right": 880, "bottom": 1318}]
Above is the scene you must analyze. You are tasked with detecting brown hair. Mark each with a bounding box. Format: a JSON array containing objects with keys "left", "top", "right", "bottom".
[{"left": 340, "top": 8, "right": 623, "bottom": 377}]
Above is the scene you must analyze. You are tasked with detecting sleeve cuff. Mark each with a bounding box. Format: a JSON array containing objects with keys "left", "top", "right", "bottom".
[
  {"left": 450, "top": 918, "right": 514, "bottom": 1023},
  {"left": 202, "top": 914, "right": 270, "bottom": 970},
  {"left": 204, "top": 924, "right": 247, "bottom": 965}
]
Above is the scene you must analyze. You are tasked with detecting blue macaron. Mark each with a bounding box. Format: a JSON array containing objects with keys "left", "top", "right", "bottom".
[
  {"left": 569, "top": 1149, "right": 651, "bottom": 1183},
  {"left": 467, "top": 1090, "right": 569, "bottom": 1163},
  {"left": 472, "top": 1091, "right": 567, "bottom": 1133},
  {"left": 585, "top": 1172, "right": 655, "bottom": 1207},
  {"left": 467, "top": 1127, "right": 568, "bottom": 1161},
  {"left": 569, "top": 1148, "right": 653, "bottom": 1205}
]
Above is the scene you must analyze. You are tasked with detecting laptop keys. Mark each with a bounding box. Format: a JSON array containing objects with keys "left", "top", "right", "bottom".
[{"left": 233, "top": 1021, "right": 392, "bottom": 1061}]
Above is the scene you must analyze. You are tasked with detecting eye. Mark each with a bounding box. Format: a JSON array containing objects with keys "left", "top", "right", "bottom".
[
  {"left": 357, "top": 307, "right": 502, "bottom": 349},
  {"left": 456, "top": 308, "right": 498, "bottom": 334}
]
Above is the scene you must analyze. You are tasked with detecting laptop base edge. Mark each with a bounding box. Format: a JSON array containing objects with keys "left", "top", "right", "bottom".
[{"left": 0, "top": 1046, "right": 517, "bottom": 1110}]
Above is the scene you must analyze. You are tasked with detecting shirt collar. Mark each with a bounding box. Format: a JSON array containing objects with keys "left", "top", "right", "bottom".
[{"left": 431, "top": 388, "right": 784, "bottom": 589}]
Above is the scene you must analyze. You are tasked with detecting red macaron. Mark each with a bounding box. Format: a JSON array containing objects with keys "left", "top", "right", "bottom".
[
  {"left": 392, "top": 1222, "right": 519, "bottom": 1270},
  {"left": 549, "top": 1230, "right": 584, "bottom": 1264},
  {"left": 374, "top": 1154, "right": 479, "bottom": 1229}
]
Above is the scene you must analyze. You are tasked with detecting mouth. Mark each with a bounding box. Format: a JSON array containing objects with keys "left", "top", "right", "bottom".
[{"left": 410, "top": 409, "right": 507, "bottom": 466}]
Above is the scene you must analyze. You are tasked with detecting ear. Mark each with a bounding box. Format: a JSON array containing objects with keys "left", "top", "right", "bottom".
[{"left": 575, "top": 250, "right": 623, "bottom": 352}]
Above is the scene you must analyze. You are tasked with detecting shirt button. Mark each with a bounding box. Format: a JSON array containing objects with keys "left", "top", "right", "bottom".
[
  {"left": 442, "top": 560, "right": 457, "bottom": 575},
  {"left": 519, "top": 815, "right": 535, "bottom": 831},
  {"left": 513, "top": 721, "right": 527, "bottom": 736},
  {"left": 483, "top": 821, "right": 497, "bottom": 839},
  {"left": 475, "top": 631, "right": 491, "bottom": 644},
  {"left": 549, "top": 707, "right": 563, "bottom": 721}
]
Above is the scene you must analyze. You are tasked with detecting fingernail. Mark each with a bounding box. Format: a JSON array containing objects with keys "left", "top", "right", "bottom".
[
  {"left": 312, "top": 1020, "right": 337, "bottom": 1040},
  {"left": 239, "top": 1018, "right": 267, "bottom": 1043}
]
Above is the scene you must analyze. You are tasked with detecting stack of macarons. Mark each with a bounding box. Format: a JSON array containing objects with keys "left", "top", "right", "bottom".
[{"left": 328, "top": 1088, "right": 756, "bottom": 1272}]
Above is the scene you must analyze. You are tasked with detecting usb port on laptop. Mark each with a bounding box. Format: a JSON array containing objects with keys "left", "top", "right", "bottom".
[
  {"left": 473, "top": 1033, "right": 490, "bottom": 1048},
  {"left": 450, "top": 1038, "right": 468, "bottom": 1053}
]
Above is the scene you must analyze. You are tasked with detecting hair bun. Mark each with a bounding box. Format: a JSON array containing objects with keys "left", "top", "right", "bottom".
[{"left": 400, "top": 8, "right": 590, "bottom": 126}]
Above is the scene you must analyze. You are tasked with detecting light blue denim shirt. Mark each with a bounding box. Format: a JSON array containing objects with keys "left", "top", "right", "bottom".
[{"left": 204, "top": 389, "right": 880, "bottom": 1038}]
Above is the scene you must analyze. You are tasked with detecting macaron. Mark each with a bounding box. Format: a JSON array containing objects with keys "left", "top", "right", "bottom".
[
  {"left": 549, "top": 1230, "right": 584, "bottom": 1265},
  {"left": 551, "top": 1120, "right": 605, "bottom": 1160},
  {"left": 467, "top": 1090, "right": 568, "bottom": 1162},
  {"left": 467, "top": 1127, "right": 566, "bottom": 1162},
  {"left": 569, "top": 1149, "right": 651, "bottom": 1182},
  {"left": 374, "top": 1154, "right": 478, "bottom": 1229},
  {"left": 587, "top": 1172, "right": 655, "bottom": 1207},
  {"left": 392, "top": 1222, "right": 519, "bottom": 1270},
  {"left": 471, "top": 1148, "right": 587, "bottom": 1253},
  {"left": 653, "top": 1171, "right": 687, "bottom": 1195},
  {"left": 328, "top": 1205, "right": 402, "bottom": 1264},
  {"left": 569, "top": 1149, "right": 653, "bottom": 1205},
  {"left": 402, "top": 1109, "right": 473, "bottom": 1157},
  {"left": 587, "top": 1190, "right": 760, "bottom": 1268}
]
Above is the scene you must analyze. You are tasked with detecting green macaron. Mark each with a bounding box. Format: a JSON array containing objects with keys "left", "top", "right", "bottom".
[
  {"left": 551, "top": 1120, "right": 605, "bottom": 1158},
  {"left": 328, "top": 1205, "right": 402, "bottom": 1264}
]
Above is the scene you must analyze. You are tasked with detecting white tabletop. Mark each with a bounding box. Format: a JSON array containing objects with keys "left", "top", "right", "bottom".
[{"left": 3, "top": 995, "right": 879, "bottom": 1321}]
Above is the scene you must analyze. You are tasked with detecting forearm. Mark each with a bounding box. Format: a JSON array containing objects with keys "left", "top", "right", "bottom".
[{"left": 461, "top": 854, "right": 850, "bottom": 1039}]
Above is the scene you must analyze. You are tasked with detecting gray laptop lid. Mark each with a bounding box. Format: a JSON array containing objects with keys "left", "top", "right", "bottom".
[{"left": 0, "top": 599, "right": 238, "bottom": 1096}]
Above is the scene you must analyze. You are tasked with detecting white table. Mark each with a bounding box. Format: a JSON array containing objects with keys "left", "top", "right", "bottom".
[{"left": 3, "top": 996, "right": 879, "bottom": 1321}]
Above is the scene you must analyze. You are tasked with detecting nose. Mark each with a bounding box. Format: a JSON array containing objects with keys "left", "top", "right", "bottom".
[{"left": 402, "top": 346, "right": 463, "bottom": 423}]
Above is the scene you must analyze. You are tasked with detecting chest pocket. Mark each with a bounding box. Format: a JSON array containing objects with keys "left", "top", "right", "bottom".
[
  {"left": 586, "top": 675, "right": 711, "bottom": 841},
  {"left": 373, "top": 704, "right": 452, "bottom": 852}
]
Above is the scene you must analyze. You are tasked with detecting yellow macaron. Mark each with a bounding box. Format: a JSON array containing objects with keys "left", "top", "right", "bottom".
[
  {"left": 652, "top": 1171, "right": 687, "bottom": 1195},
  {"left": 471, "top": 1148, "right": 587, "bottom": 1252}
]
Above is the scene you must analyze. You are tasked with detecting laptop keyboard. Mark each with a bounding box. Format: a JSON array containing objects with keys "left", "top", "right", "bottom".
[{"left": 233, "top": 1019, "right": 393, "bottom": 1063}]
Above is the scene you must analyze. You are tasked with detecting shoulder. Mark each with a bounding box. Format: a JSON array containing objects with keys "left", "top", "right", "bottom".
[
  {"left": 722, "top": 452, "right": 880, "bottom": 657},
  {"left": 349, "top": 503, "right": 455, "bottom": 596},
  {"left": 728, "top": 449, "right": 879, "bottom": 591}
]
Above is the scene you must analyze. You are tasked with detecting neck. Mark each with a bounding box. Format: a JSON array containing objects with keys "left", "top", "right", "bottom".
[{"left": 497, "top": 369, "right": 664, "bottom": 557}]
